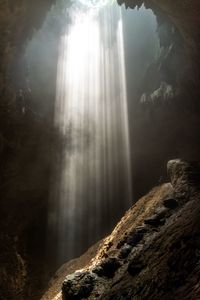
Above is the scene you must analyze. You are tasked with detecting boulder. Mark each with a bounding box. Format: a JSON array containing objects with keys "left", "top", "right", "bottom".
[
  {"left": 62, "top": 271, "right": 96, "bottom": 300},
  {"left": 92, "top": 257, "right": 121, "bottom": 278},
  {"left": 118, "top": 244, "right": 132, "bottom": 259}
]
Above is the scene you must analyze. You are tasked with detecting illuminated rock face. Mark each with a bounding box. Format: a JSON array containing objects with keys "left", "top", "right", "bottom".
[{"left": 59, "top": 160, "right": 200, "bottom": 300}]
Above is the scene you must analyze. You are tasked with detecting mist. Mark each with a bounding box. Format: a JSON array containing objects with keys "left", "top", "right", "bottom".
[
  {"left": 19, "top": 2, "right": 159, "bottom": 264},
  {"left": 15, "top": 0, "right": 197, "bottom": 272}
]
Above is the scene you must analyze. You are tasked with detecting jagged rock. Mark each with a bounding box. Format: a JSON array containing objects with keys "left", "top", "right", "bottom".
[
  {"left": 149, "top": 81, "right": 174, "bottom": 103},
  {"left": 118, "top": 0, "right": 143, "bottom": 9},
  {"left": 92, "top": 265, "right": 104, "bottom": 277},
  {"left": 126, "top": 227, "right": 146, "bottom": 246},
  {"left": 117, "top": 227, "right": 147, "bottom": 249},
  {"left": 93, "top": 258, "right": 121, "bottom": 278},
  {"left": 42, "top": 160, "right": 200, "bottom": 300},
  {"left": 167, "top": 159, "right": 200, "bottom": 199},
  {"left": 118, "top": 244, "right": 132, "bottom": 259},
  {"left": 62, "top": 271, "right": 96, "bottom": 300}
]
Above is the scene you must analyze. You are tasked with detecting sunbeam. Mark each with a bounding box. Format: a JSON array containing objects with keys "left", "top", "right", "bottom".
[{"left": 49, "top": 3, "right": 133, "bottom": 262}]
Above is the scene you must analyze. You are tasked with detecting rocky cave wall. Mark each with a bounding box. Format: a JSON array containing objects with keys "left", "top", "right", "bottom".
[
  {"left": 121, "top": 0, "right": 200, "bottom": 199},
  {"left": 0, "top": 0, "right": 55, "bottom": 92},
  {"left": 0, "top": 1, "right": 200, "bottom": 300},
  {"left": 0, "top": 1, "right": 58, "bottom": 300},
  {"left": 45, "top": 159, "right": 200, "bottom": 300}
]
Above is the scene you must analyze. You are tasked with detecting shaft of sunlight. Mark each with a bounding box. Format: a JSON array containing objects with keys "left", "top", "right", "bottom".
[{"left": 49, "top": 4, "right": 133, "bottom": 262}]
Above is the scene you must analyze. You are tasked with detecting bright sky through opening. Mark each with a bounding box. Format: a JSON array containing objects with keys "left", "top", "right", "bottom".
[{"left": 78, "top": 0, "right": 111, "bottom": 8}]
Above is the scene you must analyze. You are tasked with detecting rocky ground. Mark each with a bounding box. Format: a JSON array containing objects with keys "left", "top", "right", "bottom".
[{"left": 41, "top": 159, "right": 200, "bottom": 300}]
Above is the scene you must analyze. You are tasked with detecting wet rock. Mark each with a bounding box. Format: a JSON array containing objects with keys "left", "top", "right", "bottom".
[
  {"left": 118, "top": 244, "right": 132, "bottom": 259},
  {"left": 93, "top": 257, "right": 121, "bottom": 278},
  {"left": 127, "top": 259, "right": 146, "bottom": 277},
  {"left": 62, "top": 271, "right": 95, "bottom": 300},
  {"left": 163, "top": 198, "right": 179, "bottom": 209}
]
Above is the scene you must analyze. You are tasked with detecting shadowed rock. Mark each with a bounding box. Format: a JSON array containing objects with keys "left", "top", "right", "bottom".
[
  {"left": 117, "top": 227, "right": 147, "bottom": 249},
  {"left": 118, "top": 244, "right": 132, "bottom": 259},
  {"left": 92, "top": 258, "right": 121, "bottom": 278},
  {"left": 167, "top": 160, "right": 200, "bottom": 199},
  {"left": 163, "top": 198, "right": 179, "bottom": 209},
  {"left": 144, "top": 215, "right": 165, "bottom": 227},
  {"left": 108, "top": 290, "right": 132, "bottom": 300},
  {"left": 127, "top": 258, "right": 146, "bottom": 277},
  {"left": 44, "top": 160, "right": 200, "bottom": 300},
  {"left": 62, "top": 271, "right": 96, "bottom": 300}
]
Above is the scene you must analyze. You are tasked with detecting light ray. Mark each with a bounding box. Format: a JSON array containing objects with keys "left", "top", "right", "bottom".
[{"left": 49, "top": 4, "right": 133, "bottom": 262}]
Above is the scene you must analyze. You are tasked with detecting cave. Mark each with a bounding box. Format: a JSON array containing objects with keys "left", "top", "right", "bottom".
[{"left": 0, "top": 1, "right": 200, "bottom": 300}]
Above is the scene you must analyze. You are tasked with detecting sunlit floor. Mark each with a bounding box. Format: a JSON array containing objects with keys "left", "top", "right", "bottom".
[{"left": 48, "top": 1, "right": 133, "bottom": 262}]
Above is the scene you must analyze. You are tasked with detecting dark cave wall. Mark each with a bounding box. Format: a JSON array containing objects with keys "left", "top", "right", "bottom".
[
  {"left": 0, "top": 1, "right": 59, "bottom": 300},
  {"left": 121, "top": 0, "right": 200, "bottom": 199},
  {"left": 0, "top": 1, "right": 200, "bottom": 299},
  {"left": 0, "top": 0, "right": 55, "bottom": 93},
  {"left": 120, "top": 0, "right": 200, "bottom": 84}
]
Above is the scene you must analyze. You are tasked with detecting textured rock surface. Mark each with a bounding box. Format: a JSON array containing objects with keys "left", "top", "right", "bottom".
[
  {"left": 0, "top": 2, "right": 58, "bottom": 300},
  {"left": 0, "top": 0, "right": 55, "bottom": 93},
  {"left": 42, "top": 160, "right": 200, "bottom": 300},
  {"left": 125, "top": 0, "right": 200, "bottom": 200},
  {"left": 0, "top": 1, "right": 200, "bottom": 299},
  {"left": 62, "top": 272, "right": 96, "bottom": 300}
]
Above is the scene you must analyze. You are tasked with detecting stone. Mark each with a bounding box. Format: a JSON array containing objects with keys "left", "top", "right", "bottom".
[
  {"left": 62, "top": 271, "right": 96, "bottom": 300},
  {"left": 93, "top": 257, "right": 121, "bottom": 278},
  {"left": 167, "top": 160, "right": 200, "bottom": 199},
  {"left": 118, "top": 244, "right": 132, "bottom": 259},
  {"left": 92, "top": 265, "right": 104, "bottom": 277},
  {"left": 117, "top": 227, "right": 147, "bottom": 249}
]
